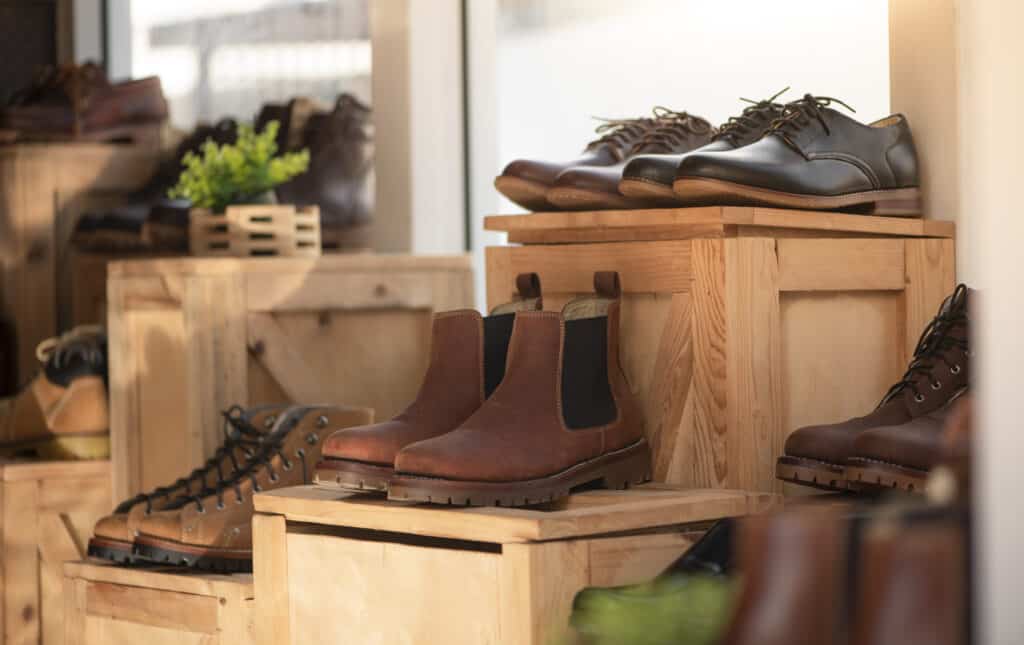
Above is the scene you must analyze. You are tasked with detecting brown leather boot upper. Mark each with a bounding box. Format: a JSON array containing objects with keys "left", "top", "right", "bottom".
[
  {"left": 851, "top": 395, "right": 962, "bottom": 472},
  {"left": 784, "top": 285, "right": 969, "bottom": 465},
  {"left": 136, "top": 405, "right": 371, "bottom": 552},
  {"left": 321, "top": 274, "right": 543, "bottom": 468},
  {"left": 92, "top": 404, "right": 288, "bottom": 544},
  {"left": 395, "top": 273, "right": 644, "bottom": 483}
]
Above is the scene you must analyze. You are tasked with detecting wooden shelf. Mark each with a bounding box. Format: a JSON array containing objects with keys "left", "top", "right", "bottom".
[{"left": 485, "top": 206, "right": 956, "bottom": 244}]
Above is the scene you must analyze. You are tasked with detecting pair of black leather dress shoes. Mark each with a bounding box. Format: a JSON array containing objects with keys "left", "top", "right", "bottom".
[{"left": 496, "top": 90, "right": 921, "bottom": 217}]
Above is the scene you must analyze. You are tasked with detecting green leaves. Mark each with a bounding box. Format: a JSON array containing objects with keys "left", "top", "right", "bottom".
[{"left": 168, "top": 121, "right": 310, "bottom": 212}]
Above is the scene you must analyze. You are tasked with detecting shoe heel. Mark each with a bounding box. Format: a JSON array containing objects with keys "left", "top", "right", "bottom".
[
  {"left": 866, "top": 188, "right": 922, "bottom": 217},
  {"left": 598, "top": 440, "right": 653, "bottom": 490},
  {"left": 35, "top": 435, "right": 110, "bottom": 460}
]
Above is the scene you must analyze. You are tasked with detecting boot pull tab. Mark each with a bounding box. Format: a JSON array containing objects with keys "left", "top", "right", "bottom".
[
  {"left": 490, "top": 273, "right": 543, "bottom": 315},
  {"left": 515, "top": 272, "right": 542, "bottom": 300},
  {"left": 593, "top": 271, "right": 621, "bottom": 299}
]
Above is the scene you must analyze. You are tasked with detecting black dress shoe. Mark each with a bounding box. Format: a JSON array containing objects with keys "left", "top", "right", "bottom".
[
  {"left": 619, "top": 90, "right": 788, "bottom": 205},
  {"left": 673, "top": 94, "right": 921, "bottom": 216},
  {"left": 546, "top": 108, "right": 714, "bottom": 211}
]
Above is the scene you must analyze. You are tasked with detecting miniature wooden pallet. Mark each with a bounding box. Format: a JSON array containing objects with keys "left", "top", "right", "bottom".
[
  {"left": 253, "top": 484, "right": 778, "bottom": 645},
  {"left": 189, "top": 205, "right": 322, "bottom": 258}
]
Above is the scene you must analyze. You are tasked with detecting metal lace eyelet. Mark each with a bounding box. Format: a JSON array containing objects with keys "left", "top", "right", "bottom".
[
  {"left": 197, "top": 505, "right": 206, "bottom": 514},
  {"left": 282, "top": 460, "right": 293, "bottom": 471},
  {"left": 306, "top": 433, "right": 319, "bottom": 445},
  {"left": 296, "top": 449, "right": 306, "bottom": 460},
  {"left": 931, "top": 381, "right": 942, "bottom": 390},
  {"left": 316, "top": 415, "right": 329, "bottom": 428},
  {"left": 269, "top": 473, "right": 279, "bottom": 483},
  {"left": 254, "top": 483, "right": 263, "bottom": 492},
  {"left": 914, "top": 393, "right": 926, "bottom": 403},
  {"left": 950, "top": 364, "right": 962, "bottom": 375},
  {"left": 264, "top": 415, "right": 276, "bottom": 428},
  {"left": 236, "top": 495, "right": 245, "bottom": 504},
  {"left": 216, "top": 501, "right": 225, "bottom": 510}
]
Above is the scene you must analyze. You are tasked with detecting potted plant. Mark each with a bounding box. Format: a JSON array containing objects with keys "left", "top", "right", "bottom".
[{"left": 170, "top": 121, "right": 320, "bottom": 257}]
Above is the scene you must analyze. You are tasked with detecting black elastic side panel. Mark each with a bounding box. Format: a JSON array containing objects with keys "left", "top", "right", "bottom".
[
  {"left": 483, "top": 313, "right": 516, "bottom": 397},
  {"left": 561, "top": 317, "right": 617, "bottom": 429}
]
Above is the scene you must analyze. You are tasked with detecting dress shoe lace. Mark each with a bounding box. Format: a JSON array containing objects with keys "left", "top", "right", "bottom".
[
  {"left": 713, "top": 87, "right": 789, "bottom": 145},
  {"left": 879, "top": 284, "right": 969, "bottom": 406},
  {"left": 767, "top": 94, "right": 856, "bottom": 148},
  {"left": 585, "top": 117, "right": 655, "bottom": 160},
  {"left": 114, "top": 405, "right": 270, "bottom": 514},
  {"left": 35, "top": 325, "right": 106, "bottom": 370},
  {"left": 628, "top": 107, "right": 715, "bottom": 154}
]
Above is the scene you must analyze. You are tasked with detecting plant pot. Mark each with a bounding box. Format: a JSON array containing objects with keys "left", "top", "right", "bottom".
[{"left": 188, "top": 203, "right": 321, "bottom": 258}]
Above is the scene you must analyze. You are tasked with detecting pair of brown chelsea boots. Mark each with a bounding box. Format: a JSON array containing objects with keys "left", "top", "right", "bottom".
[
  {"left": 316, "top": 271, "right": 653, "bottom": 507},
  {"left": 88, "top": 404, "right": 371, "bottom": 572},
  {"left": 777, "top": 284, "right": 970, "bottom": 493}
]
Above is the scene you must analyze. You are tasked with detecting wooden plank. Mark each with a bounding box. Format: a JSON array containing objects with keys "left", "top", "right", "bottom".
[
  {"left": 684, "top": 240, "right": 729, "bottom": 488},
  {"left": 586, "top": 531, "right": 699, "bottom": 588},
  {"left": 64, "top": 561, "right": 253, "bottom": 598},
  {"left": 63, "top": 578, "right": 87, "bottom": 645},
  {"left": 253, "top": 485, "right": 775, "bottom": 544},
  {"left": 38, "top": 474, "right": 111, "bottom": 511},
  {"left": 499, "top": 541, "right": 589, "bottom": 645},
  {"left": 0, "top": 459, "right": 110, "bottom": 483},
  {"left": 724, "top": 238, "right": 784, "bottom": 493},
  {"left": 106, "top": 254, "right": 472, "bottom": 278},
  {"left": 246, "top": 270, "right": 448, "bottom": 312},
  {"left": 480, "top": 241, "right": 692, "bottom": 295},
  {"left": 643, "top": 293, "right": 694, "bottom": 481},
  {"left": 39, "top": 514, "right": 83, "bottom": 645},
  {"left": 903, "top": 238, "right": 957, "bottom": 362},
  {"left": 777, "top": 238, "right": 906, "bottom": 291},
  {"left": 253, "top": 514, "right": 289, "bottom": 645},
  {"left": 107, "top": 275, "right": 139, "bottom": 503},
  {"left": 3, "top": 480, "right": 39, "bottom": 645},
  {"left": 84, "top": 581, "right": 221, "bottom": 634},
  {"left": 731, "top": 207, "right": 954, "bottom": 238}
]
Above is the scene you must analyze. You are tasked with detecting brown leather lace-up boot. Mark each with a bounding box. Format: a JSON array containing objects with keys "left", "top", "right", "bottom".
[
  {"left": 315, "top": 274, "right": 543, "bottom": 492},
  {"left": 134, "top": 405, "right": 372, "bottom": 572},
  {"left": 0, "top": 326, "right": 109, "bottom": 460},
  {"left": 87, "top": 404, "right": 287, "bottom": 564},
  {"left": 388, "top": 272, "right": 651, "bottom": 507},
  {"left": 777, "top": 284, "right": 969, "bottom": 491}
]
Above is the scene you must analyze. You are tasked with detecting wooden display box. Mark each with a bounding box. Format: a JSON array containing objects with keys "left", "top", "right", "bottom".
[
  {"left": 189, "top": 205, "right": 322, "bottom": 258},
  {"left": 63, "top": 561, "right": 254, "bottom": 645},
  {"left": 0, "top": 142, "right": 160, "bottom": 382},
  {"left": 252, "top": 484, "right": 777, "bottom": 645},
  {"left": 107, "top": 254, "right": 474, "bottom": 502},
  {"left": 486, "top": 207, "right": 956, "bottom": 494},
  {"left": 0, "top": 460, "right": 111, "bottom": 644}
]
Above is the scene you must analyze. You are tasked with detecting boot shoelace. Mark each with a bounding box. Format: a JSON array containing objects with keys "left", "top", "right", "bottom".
[
  {"left": 879, "top": 284, "right": 969, "bottom": 407},
  {"left": 115, "top": 405, "right": 270, "bottom": 514},
  {"left": 628, "top": 107, "right": 715, "bottom": 154},
  {"left": 189, "top": 414, "right": 327, "bottom": 513},
  {"left": 584, "top": 117, "right": 655, "bottom": 160},
  {"left": 35, "top": 325, "right": 106, "bottom": 370},
  {"left": 767, "top": 93, "right": 856, "bottom": 148},
  {"left": 713, "top": 87, "right": 790, "bottom": 145}
]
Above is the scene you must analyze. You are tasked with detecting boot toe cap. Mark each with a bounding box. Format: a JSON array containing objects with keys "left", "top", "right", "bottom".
[
  {"left": 852, "top": 424, "right": 942, "bottom": 471},
  {"left": 136, "top": 509, "right": 185, "bottom": 543},
  {"left": 321, "top": 420, "right": 415, "bottom": 466},
  {"left": 553, "top": 164, "right": 622, "bottom": 193},
  {"left": 622, "top": 154, "right": 681, "bottom": 187},
  {"left": 93, "top": 513, "right": 133, "bottom": 542},
  {"left": 501, "top": 158, "right": 565, "bottom": 186},
  {"left": 784, "top": 423, "right": 859, "bottom": 465}
]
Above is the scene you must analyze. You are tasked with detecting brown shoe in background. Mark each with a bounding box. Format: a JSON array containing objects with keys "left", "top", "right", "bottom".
[
  {"left": 720, "top": 505, "right": 852, "bottom": 645},
  {"left": 0, "top": 326, "right": 109, "bottom": 460},
  {"left": 134, "top": 405, "right": 372, "bottom": 572},
  {"left": 0, "top": 62, "right": 167, "bottom": 143},
  {"left": 845, "top": 388, "right": 968, "bottom": 492},
  {"left": 546, "top": 109, "right": 714, "bottom": 210},
  {"left": 87, "top": 404, "right": 288, "bottom": 564},
  {"left": 388, "top": 272, "right": 651, "bottom": 507},
  {"left": 315, "top": 273, "right": 543, "bottom": 492},
  {"left": 495, "top": 116, "right": 656, "bottom": 211},
  {"left": 777, "top": 284, "right": 969, "bottom": 491},
  {"left": 851, "top": 509, "right": 969, "bottom": 645}
]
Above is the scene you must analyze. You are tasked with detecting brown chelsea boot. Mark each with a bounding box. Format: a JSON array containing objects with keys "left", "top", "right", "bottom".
[
  {"left": 0, "top": 326, "right": 109, "bottom": 460},
  {"left": 777, "top": 284, "right": 969, "bottom": 491},
  {"left": 134, "top": 405, "right": 372, "bottom": 572},
  {"left": 388, "top": 272, "right": 651, "bottom": 507},
  {"left": 87, "top": 404, "right": 288, "bottom": 564},
  {"left": 315, "top": 273, "right": 544, "bottom": 492}
]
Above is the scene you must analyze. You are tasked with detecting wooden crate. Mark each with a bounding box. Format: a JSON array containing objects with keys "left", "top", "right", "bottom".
[
  {"left": 485, "top": 206, "right": 956, "bottom": 494},
  {"left": 0, "top": 460, "right": 111, "bottom": 645},
  {"left": 252, "top": 484, "right": 777, "bottom": 645},
  {"left": 107, "top": 254, "right": 474, "bottom": 502},
  {"left": 64, "top": 561, "right": 254, "bottom": 645},
  {"left": 0, "top": 142, "right": 159, "bottom": 383},
  {"left": 189, "top": 205, "right": 322, "bottom": 258}
]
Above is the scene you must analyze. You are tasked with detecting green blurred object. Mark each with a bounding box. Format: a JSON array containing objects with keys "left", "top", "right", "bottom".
[
  {"left": 168, "top": 120, "right": 310, "bottom": 212},
  {"left": 566, "top": 575, "right": 735, "bottom": 645}
]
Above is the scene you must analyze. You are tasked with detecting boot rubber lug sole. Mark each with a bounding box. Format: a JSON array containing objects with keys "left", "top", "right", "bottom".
[
  {"left": 387, "top": 439, "right": 652, "bottom": 507},
  {"left": 776, "top": 456, "right": 850, "bottom": 492},
  {"left": 546, "top": 186, "right": 647, "bottom": 211},
  {"left": 0, "top": 434, "right": 110, "bottom": 460},
  {"left": 618, "top": 177, "right": 686, "bottom": 204},
  {"left": 87, "top": 537, "right": 137, "bottom": 565},
  {"left": 671, "top": 177, "right": 922, "bottom": 217},
  {"left": 134, "top": 536, "right": 252, "bottom": 573},
  {"left": 844, "top": 458, "right": 927, "bottom": 493},
  {"left": 314, "top": 458, "right": 393, "bottom": 493},
  {"left": 493, "top": 176, "right": 554, "bottom": 211}
]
